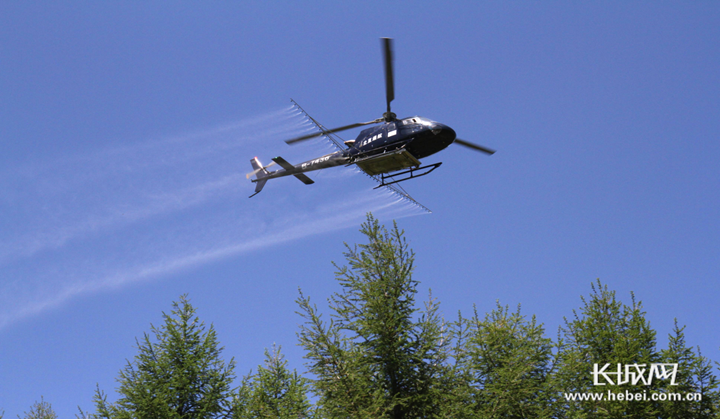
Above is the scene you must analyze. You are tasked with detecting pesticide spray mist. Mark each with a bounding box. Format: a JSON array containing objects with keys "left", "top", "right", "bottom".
[{"left": 0, "top": 107, "right": 426, "bottom": 329}]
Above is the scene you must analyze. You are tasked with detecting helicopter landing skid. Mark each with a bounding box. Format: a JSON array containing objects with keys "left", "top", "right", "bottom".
[{"left": 373, "top": 162, "right": 442, "bottom": 189}]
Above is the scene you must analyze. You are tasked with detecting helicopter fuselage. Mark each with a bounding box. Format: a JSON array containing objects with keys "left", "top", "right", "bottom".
[
  {"left": 351, "top": 116, "right": 456, "bottom": 159},
  {"left": 260, "top": 116, "right": 457, "bottom": 181}
]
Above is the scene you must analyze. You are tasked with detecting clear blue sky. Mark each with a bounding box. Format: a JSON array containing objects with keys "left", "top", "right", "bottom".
[{"left": 1, "top": 2, "right": 719, "bottom": 416}]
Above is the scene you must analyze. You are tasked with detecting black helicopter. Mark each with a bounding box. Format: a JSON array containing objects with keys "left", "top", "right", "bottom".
[{"left": 248, "top": 38, "right": 495, "bottom": 205}]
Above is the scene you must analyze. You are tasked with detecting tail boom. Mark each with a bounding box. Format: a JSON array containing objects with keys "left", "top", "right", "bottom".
[{"left": 247, "top": 156, "right": 316, "bottom": 197}]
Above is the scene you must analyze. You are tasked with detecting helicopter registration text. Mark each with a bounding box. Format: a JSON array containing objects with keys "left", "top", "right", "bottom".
[{"left": 301, "top": 155, "right": 331, "bottom": 169}]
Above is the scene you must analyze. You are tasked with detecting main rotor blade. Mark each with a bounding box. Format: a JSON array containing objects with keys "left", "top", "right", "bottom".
[
  {"left": 454, "top": 138, "right": 496, "bottom": 155},
  {"left": 382, "top": 37, "right": 394, "bottom": 114},
  {"left": 285, "top": 118, "right": 383, "bottom": 145}
]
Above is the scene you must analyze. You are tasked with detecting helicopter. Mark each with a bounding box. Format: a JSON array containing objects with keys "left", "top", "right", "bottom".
[{"left": 247, "top": 38, "right": 495, "bottom": 208}]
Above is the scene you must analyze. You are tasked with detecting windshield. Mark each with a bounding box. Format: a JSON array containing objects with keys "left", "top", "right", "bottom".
[{"left": 401, "top": 117, "right": 436, "bottom": 126}]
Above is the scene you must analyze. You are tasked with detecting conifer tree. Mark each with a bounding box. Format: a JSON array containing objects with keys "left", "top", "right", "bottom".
[
  {"left": 464, "top": 303, "right": 556, "bottom": 418},
  {"left": 233, "top": 345, "right": 313, "bottom": 418},
  {"left": 659, "top": 320, "right": 718, "bottom": 418},
  {"left": 555, "top": 280, "right": 661, "bottom": 418},
  {"left": 296, "top": 214, "right": 454, "bottom": 418},
  {"left": 93, "top": 295, "right": 236, "bottom": 419},
  {"left": 17, "top": 397, "right": 57, "bottom": 419}
]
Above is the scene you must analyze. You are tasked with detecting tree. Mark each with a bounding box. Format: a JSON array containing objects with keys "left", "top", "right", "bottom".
[
  {"left": 464, "top": 303, "right": 556, "bottom": 418},
  {"left": 233, "top": 345, "right": 313, "bottom": 418},
  {"left": 296, "top": 214, "right": 455, "bottom": 418},
  {"left": 17, "top": 397, "right": 57, "bottom": 419},
  {"left": 555, "top": 280, "right": 661, "bottom": 418},
  {"left": 658, "top": 320, "right": 718, "bottom": 418},
  {"left": 93, "top": 295, "right": 236, "bottom": 419}
]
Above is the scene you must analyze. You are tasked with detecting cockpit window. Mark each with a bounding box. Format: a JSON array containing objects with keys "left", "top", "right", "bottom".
[
  {"left": 402, "top": 117, "right": 435, "bottom": 126},
  {"left": 417, "top": 117, "right": 436, "bottom": 126}
]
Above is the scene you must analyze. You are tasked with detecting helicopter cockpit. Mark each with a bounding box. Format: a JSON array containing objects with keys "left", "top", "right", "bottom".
[
  {"left": 401, "top": 116, "right": 436, "bottom": 125},
  {"left": 399, "top": 116, "right": 438, "bottom": 134}
]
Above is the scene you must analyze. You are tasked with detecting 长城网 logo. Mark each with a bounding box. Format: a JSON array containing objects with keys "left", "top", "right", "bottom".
[{"left": 592, "top": 363, "right": 679, "bottom": 386}]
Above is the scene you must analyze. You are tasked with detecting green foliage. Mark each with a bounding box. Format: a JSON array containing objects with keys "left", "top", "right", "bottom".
[
  {"left": 556, "top": 280, "right": 661, "bottom": 418},
  {"left": 93, "top": 295, "right": 236, "bottom": 419},
  {"left": 17, "top": 397, "right": 57, "bottom": 419},
  {"left": 296, "top": 214, "right": 453, "bottom": 418},
  {"left": 463, "top": 303, "right": 556, "bottom": 418},
  {"left": 658, "top": 320, "right": 718, "bottom": 418},
  {"left": 233, "top": 345, "right": 313, "bottom": 419}
]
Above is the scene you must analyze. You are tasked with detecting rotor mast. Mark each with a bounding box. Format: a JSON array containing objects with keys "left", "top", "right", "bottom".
[{"left": 382, "top": 37, "right": 397, "bottom": 122}]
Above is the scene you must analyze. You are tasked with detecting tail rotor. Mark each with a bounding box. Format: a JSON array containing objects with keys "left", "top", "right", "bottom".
[{"left": 248, "top": 157, "right": 273, "bottom": 197}]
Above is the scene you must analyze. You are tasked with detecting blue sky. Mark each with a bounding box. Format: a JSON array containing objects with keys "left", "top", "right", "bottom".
[{"left": 1, "top": 2, "right": 719, "bottom": 416}]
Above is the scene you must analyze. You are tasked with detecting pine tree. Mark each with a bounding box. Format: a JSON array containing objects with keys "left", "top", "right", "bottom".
[
  {"left": 555, "top": 280, "right": 661, "bottom": 418},
  {"left": 18, "top": 397, "right": 57, "bottom": 419},
  {"left": 464, "top": 303, "right": 556, "bottom": 418},
  {"left": 434, "top": 311, "right": 476, "bottom": 419},
  {"left": 233, "top": 345, "right": 313, "bottom": 418},
  {"left": 93, "top": 295, "right": 236, "bottom": 419},
  {"left": 16, "top": 396, "right": 57, "bottom": 419},
  {"left": 659, "top": 320, "right": 718, "bottom": 418},
  {"left": 296, "top": 214, "right": 454, "bottom": 418}
]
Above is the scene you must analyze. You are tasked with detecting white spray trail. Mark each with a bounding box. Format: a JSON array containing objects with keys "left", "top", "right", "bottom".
[{"left": 0, "top": 107, "right": 425, "bottom": 329}]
